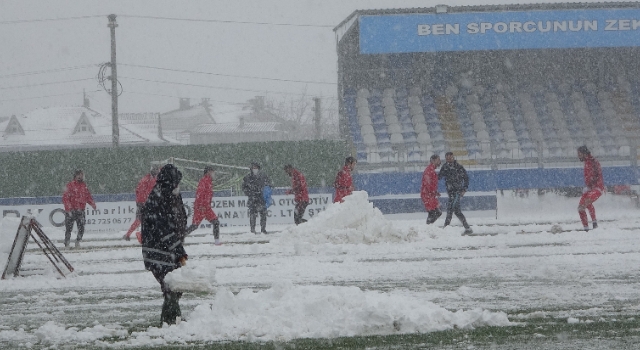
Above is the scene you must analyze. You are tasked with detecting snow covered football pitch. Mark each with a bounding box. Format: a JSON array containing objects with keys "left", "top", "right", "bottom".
[{"left": 2, "top": 191, "right": 640, "bottom": 349}]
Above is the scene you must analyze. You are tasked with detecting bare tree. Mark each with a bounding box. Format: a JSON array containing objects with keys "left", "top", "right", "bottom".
[{"left": 241, "top": 89, "right": 339, "bottom": 140}]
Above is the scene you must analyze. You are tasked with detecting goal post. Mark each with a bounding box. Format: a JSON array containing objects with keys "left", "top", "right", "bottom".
[{"left": 159, "top": 157, "right": 250, "bottom": 195}]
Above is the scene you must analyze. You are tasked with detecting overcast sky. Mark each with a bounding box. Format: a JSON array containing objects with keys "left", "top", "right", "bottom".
[{"left": 0, "top": 0, "right": 623, "bottom": 119}]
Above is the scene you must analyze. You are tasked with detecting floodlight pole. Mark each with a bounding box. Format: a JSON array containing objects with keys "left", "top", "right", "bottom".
[{"left": 108, "top": 14, "right": 119, "bottom": 147}]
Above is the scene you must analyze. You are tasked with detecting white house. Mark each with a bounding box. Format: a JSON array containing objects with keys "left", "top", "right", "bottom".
[{"left": 0, "top": 106, "right": 169, "bottom": 151}]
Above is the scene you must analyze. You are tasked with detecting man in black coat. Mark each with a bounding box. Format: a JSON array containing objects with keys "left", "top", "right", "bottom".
[
  {"left": 438, "top": 152, "right": 473, "bottom": 235},
  {"left": 242, "top": 162, "right": 272, "bottom": 234},
  {"left": 141, "top": 164, "right": 189, "bottom": 325}
]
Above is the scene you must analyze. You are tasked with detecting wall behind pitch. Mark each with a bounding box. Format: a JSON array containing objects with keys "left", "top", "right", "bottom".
[
  {"left": 354, "top": 166, "right": 639, "bottom": 196},
  {"left": 0, "top": 140, "right": 346, "bottom": 198}
]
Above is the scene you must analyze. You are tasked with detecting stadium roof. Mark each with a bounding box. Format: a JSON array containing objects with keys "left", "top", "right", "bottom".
[{"left": 334, "top": 2, "right": 640, "bottom": 43}]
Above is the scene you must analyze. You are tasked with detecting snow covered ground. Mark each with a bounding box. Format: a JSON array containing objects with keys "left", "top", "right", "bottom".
[{"left": 1, "top": 190, "right": 640, "bottom": 348}]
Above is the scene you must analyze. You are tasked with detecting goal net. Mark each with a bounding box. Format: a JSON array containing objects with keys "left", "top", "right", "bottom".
[{"left": 154, "top": 157, "right": 249, "bottom": 194}]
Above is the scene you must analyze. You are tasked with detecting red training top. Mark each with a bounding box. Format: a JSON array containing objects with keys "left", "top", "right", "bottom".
[
  {"left": 420, "top": 163, "right": 440, "bottom": 211},
  {"left": 62, "top": 180, "right": 96, "bottom": 211},
  {"left": 194, "top": 173, "right": 213, "bottom": 210},
  {"left": 288, "top": 168, "right": 309, "bottom": 203},
  {"left": 135, "top": 173, "right": 156, "bottom": 204},
  {"left": 584, "top": 155, "right": 604, "bottom": 191},
  {"left": 333, "top": 165, "right": 353, "bottom": 203}
]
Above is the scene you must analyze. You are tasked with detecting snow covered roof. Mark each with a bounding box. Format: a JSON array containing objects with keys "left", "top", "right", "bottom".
[
  {"left": 0, "top": 106, "right": 169, "bottom": 150},
  {"left": 159, "top": 105, "right": 215, "bottom": 133},
  {"left": 190, "top": 122, "right": 280, "bottom": 134},
  {"left": 209, "top": 102, "right": 250, "bottom": 124}
]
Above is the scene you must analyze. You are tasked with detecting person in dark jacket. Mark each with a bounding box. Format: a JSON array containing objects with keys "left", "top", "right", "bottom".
[
  {"left": 242, "top": 162, "right": 272, "bottom": 234},
  {"left": 438, "top": 152, "right": 472, "bottom": 234},
  {"left": 141, "top": 164, "right": 189, "bottom": 326}
]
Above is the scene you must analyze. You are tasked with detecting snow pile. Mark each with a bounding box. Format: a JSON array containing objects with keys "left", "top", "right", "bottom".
[
  {"left": 277, "top": 191, "right": 416, "bottom": 244},
  {"left": 134, "top": 280, "right": 513, "bottom": 343},
  {"left": 164, "top": 263, "right": 216, "bottom": 293}
]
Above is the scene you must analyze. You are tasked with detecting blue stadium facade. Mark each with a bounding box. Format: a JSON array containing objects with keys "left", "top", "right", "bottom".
[{"left": 334, "top": 3, "right": 640, "bottom": 200}]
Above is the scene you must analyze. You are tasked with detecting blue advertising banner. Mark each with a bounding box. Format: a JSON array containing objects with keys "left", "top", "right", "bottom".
[{"left": 359, "top": 8, "right": 640, "bottom": 53}]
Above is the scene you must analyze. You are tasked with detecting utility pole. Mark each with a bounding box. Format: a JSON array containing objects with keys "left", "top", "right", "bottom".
[
  {"left": 313, "top": 97, "right": 322, "bottom": 139},
  {"left": 108, "top": 14, "right": 119, "bottom": 147}
]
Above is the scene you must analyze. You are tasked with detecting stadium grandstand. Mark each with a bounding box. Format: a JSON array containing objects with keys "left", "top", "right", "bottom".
[{"left": 334, "top": 2, "right": 640, "bottom": 172}]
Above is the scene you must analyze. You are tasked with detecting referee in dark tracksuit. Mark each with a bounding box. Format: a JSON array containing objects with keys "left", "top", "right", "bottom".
[{"left": 438, "top": 152, "right": 473, "bottom": 235}]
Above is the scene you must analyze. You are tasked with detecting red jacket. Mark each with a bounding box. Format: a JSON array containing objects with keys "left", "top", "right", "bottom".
[
  {"left": 194, "top": 173, "right": 213, "bottom": 210},
  {"left": 287, "top": 168, "right": 309, "bottom": 203},
  {"left": 333, "top": 166, "right": 353, "bottom": 203},
  {"left": 62, "top": 180, "right": 96, "bottom": 211},
  {"left": 420, "top": 163, "right": 440, "bottom": 211},
  {"left": 584, "top": 155, "right": 604, "bottom": 191},
  {"left": 135, "top": 173, "right": 156, "bottom": 204}
]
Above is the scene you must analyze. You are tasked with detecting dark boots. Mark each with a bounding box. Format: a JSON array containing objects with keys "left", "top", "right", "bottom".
[
  {"left": 161, "top": 292, "right": 182, "bottom": 325},
  {"left": 212, "top": 219, "right": 220, "bottom": 240}
]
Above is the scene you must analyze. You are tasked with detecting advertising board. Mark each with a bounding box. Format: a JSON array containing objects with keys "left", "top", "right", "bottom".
[
  {"left": 0, "top": 194, "right": 333, "bottom": 232},
  {"left": 360, "top": 8, "right": 640, "bottom": 53}
]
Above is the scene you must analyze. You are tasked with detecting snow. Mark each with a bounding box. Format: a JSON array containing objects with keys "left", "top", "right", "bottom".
[
  {"left": 276, "top": 191, "right": 416, "bottom": 245},
  {"left": 139, "top": 281, "right": 511, "bottom": 342},
  {"left": 164, "top": 263, "right": 216, "bottom": 293},
  {"left": 0, "top": 190, "right": 639, "bottom": 347}
]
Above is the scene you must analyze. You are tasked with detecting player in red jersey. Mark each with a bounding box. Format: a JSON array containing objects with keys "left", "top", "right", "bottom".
[{"left": 578, "top": 146, "right": 604, "bottom": 231}]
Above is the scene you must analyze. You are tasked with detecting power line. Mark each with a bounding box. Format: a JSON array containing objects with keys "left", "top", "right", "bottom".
[
  {"left": 126, "top": 91, "right": 246, "bottom": 105},
  {"left": 0, "top": 90, "right": 101, "bottom": 102},
  {"left": 120, "top": 76, "right": 336, "bottom": 98},
  {"left": 0, "top": 65, "right": 99, "bottom": 79},
  {"left": 0, "top": 15, "right": 105, "bottom": 25},
  {"left": 0, "top": 78, "right": 95, "bottom": 90},
  {"left": 119, "top": 14, "right": 333, "bottom": 28},
  {"left": 119, "top": 63, "right": 336, "bottom": 85}
]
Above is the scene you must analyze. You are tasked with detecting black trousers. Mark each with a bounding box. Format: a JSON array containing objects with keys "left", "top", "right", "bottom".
[
  {"left": 152, "top": 269, "right": 182, "bottom": 325},
  {"left": 64, "top": 210, "right": 85, "bottom": 244},
  {"left": 248, "top": 199, "right": 267, "bottom": 232},
  {"left": 186, "top": 219, "right": 220, "bottom": 239},
  {"left": 426, "top": 208, "right": 442, "bottom": 224},
  {"left": 294, "top": 201, "right": 309, "bottom": 225},
  {"left": 444, "top": 192, "right": 470, "bottom": 229}
]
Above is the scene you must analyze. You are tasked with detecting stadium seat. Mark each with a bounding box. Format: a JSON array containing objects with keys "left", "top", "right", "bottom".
[
  {"left": 390, "top": 133, "right": 404, "bottom": 145},
  {"left": 619, "top": 146, "right": 631, "bottom": 156},
  {"left": 467, "top": 103, "right": 482, "bottom": 113},
  {"left": 387, "top": 123, "right": 402, "bottom": 134},
  {"left": 382, "top": 96, "right": 395, "bottom": 108},
  {"left": 414, "top": 122, "right": 429, "bottom": 133},
  {"left": 417, "top": 132, "right": 431, "bottom": 144},
  {"left": 503, "top": 130, "right": 518, "bottom": 141},
  {"left": 360, "top": 124, "right": 375, "bottom": 136},
  {"left": 358, "top": 114, "right": 372, "bottom": 126},
  {"left": 473, "top": 121, "right": 487, "bottom": 132},
  {"left": 385, "top": 113, "right": 399, "bottom": 125},
  {"left": 363, "top": 133, "right": 377, "bottom": 147},
  {"left": 357, "top": 88, "right": 370, "bottom": 99},
  {"left": 383, "top": 88, "right": 395, "bottom": 99},
  {"left": 476, "top": 130, "right": 490, "bottom": 141}
]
